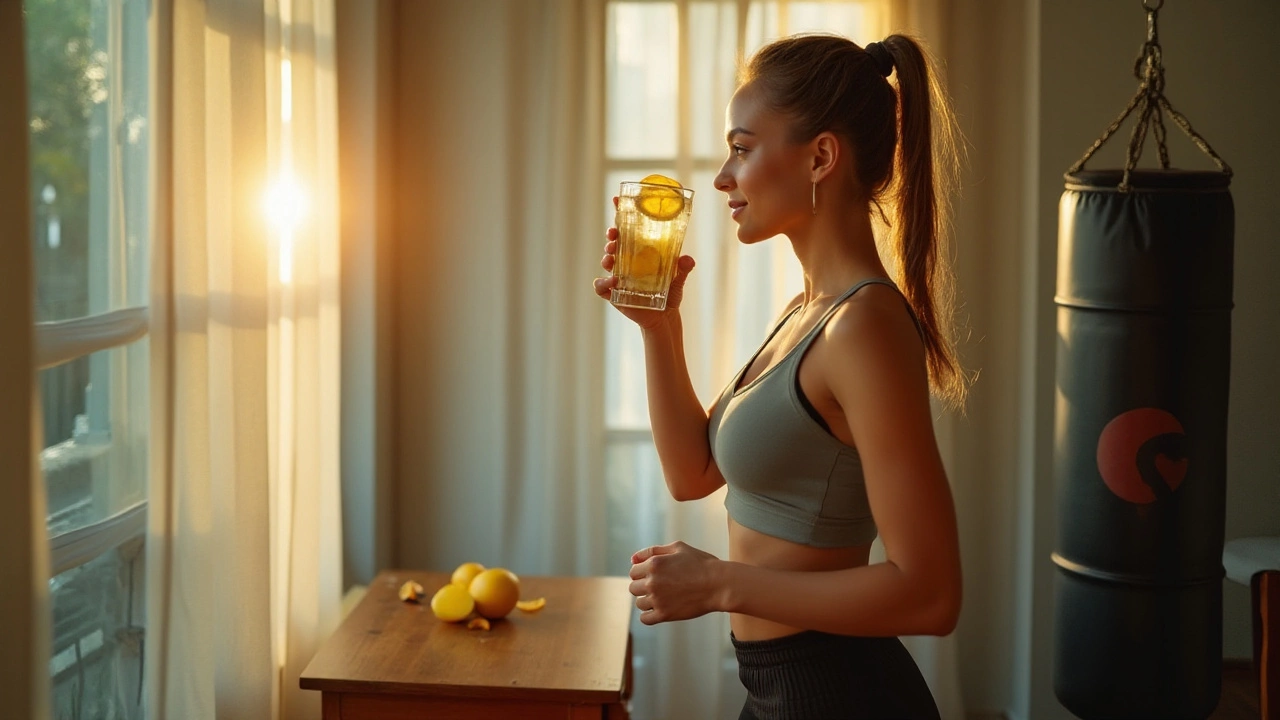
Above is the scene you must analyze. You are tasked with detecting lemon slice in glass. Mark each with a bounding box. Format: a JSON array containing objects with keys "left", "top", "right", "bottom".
[
  {"left": 630, "top": 244, "right": 663, "bottom": 279},
  {"left": 636, "top": 174, "right": 685, "bottom": 221}
]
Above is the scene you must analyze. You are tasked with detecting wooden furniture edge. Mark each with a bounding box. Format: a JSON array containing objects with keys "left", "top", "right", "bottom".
[
  {"left": 302, "top": 676, "right": 624, "bottom": 705},
  {"left": 1253, "top": 569, "right": 1278, "bottom": 720}
]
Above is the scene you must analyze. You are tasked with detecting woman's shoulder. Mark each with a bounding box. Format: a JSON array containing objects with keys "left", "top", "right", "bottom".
[
  {"left": 818, "top": 283, "right": 931, "bottom": 411},
  {"left": 823, "top": 282, "right": 926, "bottom": 365}
]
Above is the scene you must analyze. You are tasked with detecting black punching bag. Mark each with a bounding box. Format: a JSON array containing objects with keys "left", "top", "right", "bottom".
[
  {"left": 1052, "top": 168, "right": 1233, "bottom": 719},
  {"left": 1050, "top": 5, "right": 1236, "bottom": 717}
]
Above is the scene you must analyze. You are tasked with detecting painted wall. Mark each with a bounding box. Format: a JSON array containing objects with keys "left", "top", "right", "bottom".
[
  {"left": 942, "top": 0, "right": 1036, "bottom": 713},
  {"left": 336, "top": 0, "right": 398, "bottom": 588}
]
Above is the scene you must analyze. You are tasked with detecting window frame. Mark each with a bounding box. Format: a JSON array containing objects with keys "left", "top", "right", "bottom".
[
  {"left": 26, "top": 0, "right": 152, "bottom": 714},
  {"left": 33, "top": 0, "right": 151, "bottom": 574}
]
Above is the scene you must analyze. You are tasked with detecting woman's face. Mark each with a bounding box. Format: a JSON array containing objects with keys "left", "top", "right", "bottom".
[{"left": 713, "top": 82, "right": 814, "bottom": 244}]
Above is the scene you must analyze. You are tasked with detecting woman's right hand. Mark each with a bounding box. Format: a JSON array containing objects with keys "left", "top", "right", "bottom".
[{"left": 593, "top": 201, "right": 696, "bottom": 331}]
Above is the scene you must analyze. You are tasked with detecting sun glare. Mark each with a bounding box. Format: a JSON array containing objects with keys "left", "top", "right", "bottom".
[{"left": 264, "top": 172, "right": 306, "bottom": 283}]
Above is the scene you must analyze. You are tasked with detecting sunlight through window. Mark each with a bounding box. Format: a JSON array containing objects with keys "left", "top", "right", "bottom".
[{"left": 264, "top": 171, "right": 305, "bottom": 283}]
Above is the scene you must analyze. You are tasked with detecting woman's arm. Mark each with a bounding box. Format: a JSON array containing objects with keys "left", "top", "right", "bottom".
[
  {"left": 597, "top": 227, "right": 724, "bottom": 502},
  {"left": 629, "top": 546, "right": 954, "bottom": 636},
  {"left": 719, "top": 555, "right": 956, "bottom": 637},
  {"left": 640, "top": 312, "right": 726, "bottom": 502}
]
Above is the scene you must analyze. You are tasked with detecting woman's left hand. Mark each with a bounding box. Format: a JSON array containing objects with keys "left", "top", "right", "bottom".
[{"left": 629, "top": 541, "right": 726, "bottom": 625}]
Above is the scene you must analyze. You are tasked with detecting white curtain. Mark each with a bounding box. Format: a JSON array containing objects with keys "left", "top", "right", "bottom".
[
  {"left": 393, "top": 0, "right": 609, "bottom": 577},
  {"left": 145, "top": 0, "right": 342, "bottom": 718}
]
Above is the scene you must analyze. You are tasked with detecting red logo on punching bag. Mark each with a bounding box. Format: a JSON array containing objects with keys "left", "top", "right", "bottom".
[{"left": 1096, "top": 408, "right": 1189, "bottom": 504}]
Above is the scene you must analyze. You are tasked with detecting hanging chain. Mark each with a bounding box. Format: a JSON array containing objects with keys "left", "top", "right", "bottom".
[{"left": 1068, "top": 0, "right": 1232, "bottom": 192}]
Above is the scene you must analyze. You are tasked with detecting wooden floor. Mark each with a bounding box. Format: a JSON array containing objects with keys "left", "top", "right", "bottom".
[{"left": 1208, "top": 660, "right": 1260, "bottom": 720}]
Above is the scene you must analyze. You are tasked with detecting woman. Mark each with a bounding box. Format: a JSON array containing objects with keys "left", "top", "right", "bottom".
[{"left": 593, "top": 33, "right": 966, "bottom": 719}]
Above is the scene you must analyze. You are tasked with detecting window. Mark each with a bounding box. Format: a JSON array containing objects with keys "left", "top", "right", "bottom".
[
  {"left": 602, "top": 3, "right": 885, "bottom": 718},
  {"left": 25, "top": 0, "right": 151, "bottom": 716}
]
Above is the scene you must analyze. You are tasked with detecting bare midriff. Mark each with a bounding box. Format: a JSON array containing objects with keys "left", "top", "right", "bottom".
[{"left": 727, "top": 515, "right": 871, "bottom": 641}]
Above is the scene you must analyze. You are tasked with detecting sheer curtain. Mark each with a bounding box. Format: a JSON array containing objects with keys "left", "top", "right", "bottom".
[
  {"left": 602, "top": 2, "right": 964, "bottom": 719},
  {"left": 393, "top": 0, "right": 610, "bottom": 577},
  {"left": 145, "top": 0, "right": 341, "bottom": 718}
]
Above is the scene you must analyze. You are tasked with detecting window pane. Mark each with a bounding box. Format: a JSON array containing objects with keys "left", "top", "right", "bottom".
[
  {"left": 50, "top": 540, "right": 145, "bottom": 720},
  {"left": 604, "top": 440, "right": 669, "bottom": 577},
  {"left": 689, "top": 2, "right": 738, "bottom": 159},
  {"left": 41, "top": 340, "right": 149, "bottom": 537},
  {"left": 683, "top": 169, "right": 732, "bottom": 402},
  {"left": 743, "top": 1, "right": 779, "bottom": 56},
  {"left": 27, "top": 0, "right": 151, "bottom": 322},
  {"left": 786, "top": 2, "right": 869, "bottom": 39},
  {"left": 606, "top": 2, "right": 678, "bottom": 159}
]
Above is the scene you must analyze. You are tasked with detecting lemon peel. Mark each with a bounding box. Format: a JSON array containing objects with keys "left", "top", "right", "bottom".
[
  {"left": 398, "top": 580, "right": 425, "bottom": 603},
  {"left": 515, "top": 597, "right": 547, "bottom": 613}
]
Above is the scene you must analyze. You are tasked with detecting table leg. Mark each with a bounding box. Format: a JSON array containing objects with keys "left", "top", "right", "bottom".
[
  {"left": 322, "top": 692, "right": 342, "bottom": 719},
  {"left": 1253, "top": 569, "right": 1279, "bottom": 720}
]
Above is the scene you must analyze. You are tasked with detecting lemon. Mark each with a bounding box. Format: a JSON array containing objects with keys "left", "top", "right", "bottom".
[
  {"left": 430, "top": 583, "right": 475, "bottom": 622},
  {"left": 636, "top": 174, "right": 685, "bottom": 221},
  {"left": 640, "top": 173, "right": 682, "bottom": 190},
  {"left": 469, "top": 568, "right": 521, "bottom": 619},
  {"left": 451, "top": 562, "right": 486, "bottom": 588},
  {"left": 629, "top": 244, "right": 663, "bottom": 279}
]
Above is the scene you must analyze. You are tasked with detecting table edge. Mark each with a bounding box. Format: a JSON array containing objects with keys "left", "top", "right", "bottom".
[{"left": 298, "top": 676, "right": 625, "bottom": 704}]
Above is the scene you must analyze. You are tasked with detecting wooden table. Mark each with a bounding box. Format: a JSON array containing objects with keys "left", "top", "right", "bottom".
[{"left": 301, "top": 570, "right": 634, "bottom": 719}]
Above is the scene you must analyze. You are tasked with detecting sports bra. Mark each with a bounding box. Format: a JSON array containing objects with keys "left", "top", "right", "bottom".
[{"left": 706, "top": 278, "right": 921, "bottom": 548}]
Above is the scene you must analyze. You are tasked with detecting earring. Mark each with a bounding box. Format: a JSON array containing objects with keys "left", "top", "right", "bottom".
[{"left": 812, "top": 182, "right": 818, "bottom": 215}]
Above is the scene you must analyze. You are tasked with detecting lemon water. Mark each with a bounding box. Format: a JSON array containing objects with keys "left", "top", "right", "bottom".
[{"left": 611, "top": 180, "right": 694, "bottom": 311}]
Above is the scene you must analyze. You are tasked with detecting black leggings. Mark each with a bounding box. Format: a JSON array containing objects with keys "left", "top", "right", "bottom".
[{"left": 733, "top": 631, "right": 941, "bottom": 720}]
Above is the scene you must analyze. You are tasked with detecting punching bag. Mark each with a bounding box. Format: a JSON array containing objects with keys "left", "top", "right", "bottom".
[{"left": 1051, "top": 3, "right": 1235, "bottom": 719}]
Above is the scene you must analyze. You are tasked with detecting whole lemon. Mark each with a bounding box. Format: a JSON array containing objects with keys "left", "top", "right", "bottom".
[
  {"left": 468, "top": 568, "right": 521, "bottom": 619},
  {"left": 430, "top": 583, "right": 475, "bottom": 622},
  {"left": 451, "top": 562, "right": 486, "bottom": 588}
]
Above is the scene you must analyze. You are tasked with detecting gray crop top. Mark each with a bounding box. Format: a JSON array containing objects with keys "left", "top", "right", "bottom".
[{"left": 706, "top": 278, "right": 920, "bottom": 548}]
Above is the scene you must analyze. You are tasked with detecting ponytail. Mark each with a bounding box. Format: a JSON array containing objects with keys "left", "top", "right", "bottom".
[
  {"left": 882, "top": 34, "right": 968, "bottom": 411},
  {"left": 742, "top": 33, "right": 970, "bottom": 410}
]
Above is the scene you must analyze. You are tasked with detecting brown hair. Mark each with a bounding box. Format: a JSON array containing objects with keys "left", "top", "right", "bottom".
[{"left": 740, "top": 33, "right": 969, "bottom": 410}]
